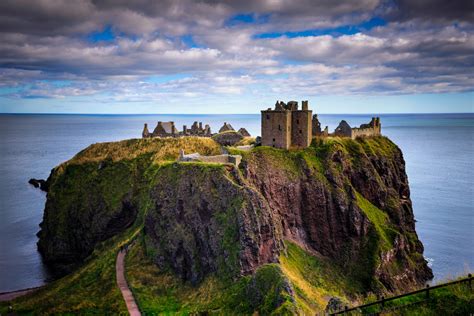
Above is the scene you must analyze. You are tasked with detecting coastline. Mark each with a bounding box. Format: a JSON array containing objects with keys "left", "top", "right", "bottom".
[{"left": 0, "top": 286, "right": 43, "bottom": 302}]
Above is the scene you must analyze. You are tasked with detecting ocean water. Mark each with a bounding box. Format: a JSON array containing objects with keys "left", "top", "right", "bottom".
[{"left": 0, "top": 113, "right": 472, "bottom": 292}]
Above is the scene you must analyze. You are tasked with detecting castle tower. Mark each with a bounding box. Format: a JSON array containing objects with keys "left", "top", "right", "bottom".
[
  {"left": 261, "top": 106, "right": 292, "bottom": 149},
  {"left": 291, "top": 101, "right": 312, "bottom": 148},
  {"left": 375, "top": 117, "right": 381, "bottom": 135},
  {"left": 261, "top": 100, "right": 313, "bottom": 149}
]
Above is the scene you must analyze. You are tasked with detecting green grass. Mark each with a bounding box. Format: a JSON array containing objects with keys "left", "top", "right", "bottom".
[
  {"left": 355, "top": 191, "right": 398, "bottom": 251},
  {"left": 358, "top": 277, "right": 474, "bottom": 315},
  {"left": 279, "top": 241, "right": 357, "bottom": 313},
  {"left": 0, "top": 227, "right": 142, "bottom": 314},
  {"left": 126, "top": 237, "right": 298, "bottom": 315},
  {"left": 66, "top": 136, "right": 222, "bottom": 166}
]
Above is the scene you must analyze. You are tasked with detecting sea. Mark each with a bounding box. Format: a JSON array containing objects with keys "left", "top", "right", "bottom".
[{"left": 0, "top": 113, "right": 473, "bottom": 292}]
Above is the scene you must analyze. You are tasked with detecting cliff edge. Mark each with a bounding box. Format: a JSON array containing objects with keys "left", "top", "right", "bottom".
[{"left": 36, "top": 136, "right": 432, "bottom": 313}]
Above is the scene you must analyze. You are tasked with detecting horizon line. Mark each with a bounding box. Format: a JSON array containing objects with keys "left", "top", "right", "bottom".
[{"left": 1, "top": 112, "right": 473, "bottom": 116}]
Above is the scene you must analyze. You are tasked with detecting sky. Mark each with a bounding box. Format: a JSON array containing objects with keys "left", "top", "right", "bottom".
[{"left": 0, "top": 0, "right": 473, "bottom": 114}]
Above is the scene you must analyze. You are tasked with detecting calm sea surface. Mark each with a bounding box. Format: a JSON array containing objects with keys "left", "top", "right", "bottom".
[{"left": 0, "top": 113, "right": 473, "bottom": 291}]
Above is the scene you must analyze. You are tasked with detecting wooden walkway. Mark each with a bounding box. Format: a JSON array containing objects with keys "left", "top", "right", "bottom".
[{"left": 116, "top": 249, "right": 141, "bottom": 316}]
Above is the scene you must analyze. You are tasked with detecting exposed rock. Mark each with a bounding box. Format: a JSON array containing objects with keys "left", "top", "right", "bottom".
[
  {"left": 144, "top": 164, "right": 281, "bottom": 284},
  {"left": 28, "top": 178, "right": 49, "bottom": 192},
  {"left": 325, "top": 297, "right": 344, "bottom": 313},
  {"left": 240, "top": 137, "right": 433, "bottom": 291}
]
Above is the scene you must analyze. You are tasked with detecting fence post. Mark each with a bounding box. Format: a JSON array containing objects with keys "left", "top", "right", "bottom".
[
  {"left": 426, "top": 284, "right": 430, "bottom": 300},
  {"left": 343, "top": 305, "right": 348, "bottom": 315},
  {"left": 469, "top": 273, "right": 472, "bottom": 291},
  {"left": 381, "top": 296, "right": 385, "bottom": 308}
]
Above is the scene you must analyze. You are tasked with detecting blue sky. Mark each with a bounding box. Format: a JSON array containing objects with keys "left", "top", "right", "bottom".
[{"left": 0, "top": 0, "right": 472, "bottom": 114}]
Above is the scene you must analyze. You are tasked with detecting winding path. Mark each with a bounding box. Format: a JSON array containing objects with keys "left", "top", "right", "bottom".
[{"left": 116, "top": 249, "right": 141, "bottom": 316}]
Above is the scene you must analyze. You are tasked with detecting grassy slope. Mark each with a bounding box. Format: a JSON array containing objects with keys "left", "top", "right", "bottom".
[
  {"left": 358, "top": 278, "right": 474, "bottom": 315},
  {"left": 126, "top": 235, "right": 361, "bottom": 315}
]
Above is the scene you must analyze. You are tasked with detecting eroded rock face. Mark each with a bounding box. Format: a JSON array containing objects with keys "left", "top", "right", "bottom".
[
  {"left": 240, "top": 138, "right": 432, "bottom": 291},
  {"left": 144, "top": 164, "right": 282, "bottom": 284}
]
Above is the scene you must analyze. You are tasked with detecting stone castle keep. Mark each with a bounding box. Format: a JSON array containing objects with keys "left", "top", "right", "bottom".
[
  {"left": 261, "top": 100, "right": 381, "bottom": 149},
  {"left": 261, "top": 100, "right": 312, "bottom": 149}
]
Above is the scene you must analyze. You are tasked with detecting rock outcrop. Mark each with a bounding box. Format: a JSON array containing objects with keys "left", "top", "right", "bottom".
[
  {"left": 28, "top": 178, "right": 49, "bottom": 192},
  {"left": 37, "top": 136, "right": 432, "bottom": 295},
  {"left": 240, "top": 137, "right": 432, "bottom": 291}
]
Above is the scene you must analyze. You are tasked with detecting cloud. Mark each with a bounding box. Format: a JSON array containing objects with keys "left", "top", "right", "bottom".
[
  {"left": 387, "top": 0, "right": 474, "bottom": 23},
  {"left": 0, "top": 0, "right": 473, "bottom": 105}
]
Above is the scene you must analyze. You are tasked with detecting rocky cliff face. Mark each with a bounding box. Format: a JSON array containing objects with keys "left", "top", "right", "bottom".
[
  {"left": 143, "top": 163, "right": 282, "bottom": 284},
  {"left": 239, "top": 137, "right": 432, "bottom": 291},
  {"left": 37, "top": 136, "right": 432, "bottom": 295}
]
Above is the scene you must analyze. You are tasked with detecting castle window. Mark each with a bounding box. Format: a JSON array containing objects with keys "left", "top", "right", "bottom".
[
  {"left": 278, "top": 124, "right": 281, "bottom": 131},
  {"left": 299, "top": 130, "right": 302, "bottom": 134},
  {"left": 296, "top": 119, "right": 299, "bottom": 124},
  {"left": 266, "top": 114, "right": 270, "bottom": 119},
  {"left": 273, "top": 138, "right": 275, "bottom": 142}
]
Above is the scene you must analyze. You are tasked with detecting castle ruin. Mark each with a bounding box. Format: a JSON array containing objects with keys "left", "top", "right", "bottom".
[
  {"left": 261, "top": 100, "right": 312, "bottom": 149},
  {"left": 142, "top": 120, "right": 250, "bottom": 139},
  {"left": 261, "top": 100, "right": 381, "bottom": 149}
]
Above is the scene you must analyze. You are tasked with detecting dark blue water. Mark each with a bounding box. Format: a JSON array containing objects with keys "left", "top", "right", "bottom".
[{"left": 0, "top": 113, "right": 472, "bottom": 291}]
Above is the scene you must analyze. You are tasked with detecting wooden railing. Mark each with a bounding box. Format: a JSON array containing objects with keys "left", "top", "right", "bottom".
[{"left": 330, "top": 274, "right": 473, "bottom": 315}]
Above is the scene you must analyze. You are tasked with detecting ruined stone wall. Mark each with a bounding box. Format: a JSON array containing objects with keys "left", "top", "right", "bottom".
[
  {"left": 261, "top": 110, "right": 291, "bottom": 149},
  {"left": 351, "top": 126, "right": 381, "bottom": 139},
  {"left": 291, "top": 110, "right": 312, "bottom": 148}
]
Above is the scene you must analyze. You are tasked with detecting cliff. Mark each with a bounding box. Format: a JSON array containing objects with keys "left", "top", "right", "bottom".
[{"left": 34, "top": 136, "right": 432, "bottom": 313}]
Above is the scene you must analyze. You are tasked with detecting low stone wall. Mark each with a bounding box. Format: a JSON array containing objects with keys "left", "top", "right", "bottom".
[{"left": 179, "top": 152, "right": 242, "bottom": 167}]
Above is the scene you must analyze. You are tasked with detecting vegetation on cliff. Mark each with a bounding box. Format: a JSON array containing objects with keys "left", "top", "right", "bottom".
[{"left": 0, "top": 136, "right": 443, "bottom": 314}]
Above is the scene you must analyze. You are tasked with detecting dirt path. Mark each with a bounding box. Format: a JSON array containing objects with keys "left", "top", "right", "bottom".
[
  {"left": 116, "top": 249, "right": 141, "bottom": 316},
  {"left": 0, "top": 287, "right": 41, "bottom": 302}
]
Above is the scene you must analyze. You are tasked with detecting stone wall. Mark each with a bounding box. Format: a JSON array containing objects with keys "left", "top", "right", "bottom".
[
  {"left": 261, "top": 109, "right": 292, "bottom": 149},
  {"left": 351, "top": 127, "right": 380, "bottom": 139},
  {"left": 179, "top": 153, "right": 242, "bottom": 167},
  {"left": 291, "top": 110, "right": 312, "bottom": 148},
  {"left": 350, "top": 117, "right": 381, "bottom": 139}
]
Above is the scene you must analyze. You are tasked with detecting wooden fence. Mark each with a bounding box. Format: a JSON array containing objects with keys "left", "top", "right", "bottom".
[{"left": 330, "top": 273, "right": 473, "bottom": 315}]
